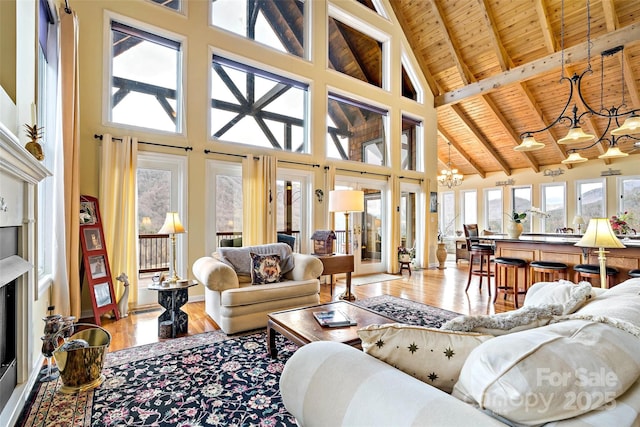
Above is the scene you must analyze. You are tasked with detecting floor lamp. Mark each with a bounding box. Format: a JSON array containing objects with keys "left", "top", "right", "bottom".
[
  {"left": 329, "top": 190, "right": 364, "bottom": 301},
  {"left": 158, "top": 212, "right": 186, "bottom": 284},
  {"left": 574, "top": 218, "right": 625, "bottom": 289}
]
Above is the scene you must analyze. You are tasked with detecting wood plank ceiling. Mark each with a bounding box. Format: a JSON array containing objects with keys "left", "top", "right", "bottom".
[{"left": 388, "top": 0, "right": 640, "bottom": 176}]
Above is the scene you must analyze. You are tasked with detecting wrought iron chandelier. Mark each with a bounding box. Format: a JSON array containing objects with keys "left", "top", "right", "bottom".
[
  {"left": 514, "top": 0, "right": 640, "bottom": 162},
  {"left": 438, "top": 142, "right": 463, "bottom": 188}
]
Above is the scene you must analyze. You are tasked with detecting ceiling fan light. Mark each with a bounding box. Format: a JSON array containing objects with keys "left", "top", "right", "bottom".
[
  {"left": 611, "top": 115, "right": 640, "bottom": 136},
  {"left": 557, "top": 126, "right": 596, "bottom": 144},
  {"left": 598, "top": 146, "right": 629, "bottom": 159},
  {"left": 561, "top": 152, "right": 588, "bottom": 164},
  {"left": 514, "top": 136, "right": 545, "bottom": 151}
]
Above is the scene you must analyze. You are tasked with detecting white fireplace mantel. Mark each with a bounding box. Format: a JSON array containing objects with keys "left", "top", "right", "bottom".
[{"left": 0, "top": 121, "right": 51, "bottom": 426}]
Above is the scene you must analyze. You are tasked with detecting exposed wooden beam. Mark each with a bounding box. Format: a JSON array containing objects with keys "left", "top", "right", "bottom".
[
  {"left": 535, "top": 0, "right": 556, "bottom": 54},
  {"left": 435, "top": 23, "right": 640, "bottom": 106},
  {"left": 477, "top": 0, "right": 509, "bottom": 72},
  {"left": 437, "top": 129, "right": 486, "bottom": 178},
  {"left": 600, "top": 1, "right": 640, "bottom": 110},
  {"left": 449, "top": 104, "right": 511, "bottom": 175},
  {"left": 479, "top": 95, "right": 541, "bottom": 173},
  {"left": 430, "top": 0, "right": 475, "bottom": 85}
]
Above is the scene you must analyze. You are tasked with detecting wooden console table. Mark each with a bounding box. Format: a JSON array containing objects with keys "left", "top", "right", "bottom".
[{"left": 313, "top": 254, "right": 354, "bottom": 300}]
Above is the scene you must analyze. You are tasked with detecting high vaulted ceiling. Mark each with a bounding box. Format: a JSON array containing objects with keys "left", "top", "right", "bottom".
[{"left": 387, "top": 0, "right": 640, "bottom": 176}]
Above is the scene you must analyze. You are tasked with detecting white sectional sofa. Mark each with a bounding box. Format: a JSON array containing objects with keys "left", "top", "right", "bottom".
[
  {"left": 280, "top": 278, "right": 640, "bottom": 426},
  {"left": 192, "top": 243, "right": 323, "bottom": 334}
]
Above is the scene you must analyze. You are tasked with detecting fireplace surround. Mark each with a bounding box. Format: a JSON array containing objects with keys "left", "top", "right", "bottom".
[{"left": 0, "top": 122, "right": 50, "bottom": 425}]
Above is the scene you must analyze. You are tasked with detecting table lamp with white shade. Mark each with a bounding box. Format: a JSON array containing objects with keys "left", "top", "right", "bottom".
[
  {"left": 574, "top": 218, "right": 625, "bottom": 288},
  {"left": 573, "top": 215, "right": 585, "bottom": 234},
  {"left": 158, "top": 212, "right": 186, "bottom": 284},
  {"left": 328, "top": 190, "right": 364, "bottom": 300}
]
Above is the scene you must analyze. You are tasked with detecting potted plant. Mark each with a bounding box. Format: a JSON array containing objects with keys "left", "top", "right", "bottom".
[{"left": 397, "top": 246, "right": 412, "bottom": 262}]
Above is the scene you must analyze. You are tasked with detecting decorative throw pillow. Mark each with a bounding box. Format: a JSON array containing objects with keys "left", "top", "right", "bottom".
[
  {"left": 249, "top": 252, "right": 282, "bottom": 285},
  {"left": 452, "top": 319, "right": 640, "bottom": 425},
  {"left": 524, "top": 280, "right": 594, "bottom": 314},
  {"left": 440, "top": 304, "right": 563, "bottom": 336},
  {"left": 357, "top": 323, "right": 493, "bottom": 393}
]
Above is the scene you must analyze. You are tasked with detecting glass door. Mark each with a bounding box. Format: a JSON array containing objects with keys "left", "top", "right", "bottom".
[{"left": 335, "top": 177, "right": 387, "bottom": 275}]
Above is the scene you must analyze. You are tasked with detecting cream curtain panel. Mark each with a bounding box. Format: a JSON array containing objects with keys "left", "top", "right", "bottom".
[
  {"left": 99, "top": 135, "right": 139, "bottom": 308},
  {"left": 53, "top": 8, "right": 81, "bottom": 318},
  {"left": 388, "top": 175, "right": 401, "bottom": 273},
  {"left": 242, "top": 155, "right": 276, "bottom": 246},
  {"left": 324, "top": 165, "right": 336, "bottom": 230}
]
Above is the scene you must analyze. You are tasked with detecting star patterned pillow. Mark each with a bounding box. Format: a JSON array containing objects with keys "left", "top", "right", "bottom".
[
  {"left": 358, "top": 323, "right": 493, "bottom": 393},
  {"left": 249, "top": 252, "right": 282, "bottom": 285}
]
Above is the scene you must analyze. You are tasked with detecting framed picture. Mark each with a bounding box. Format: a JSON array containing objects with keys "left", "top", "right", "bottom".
[
  {"left": 84, "top": 228, "right": 103, "bottom": 251},
  {"left": 429, "top": 192, "right": 438, "bottom": 213},
  {"left": 89, "top": 255, "right": 107, "bottom": 279},
  {"left": 93, "top": 282, "right": 112, "bottom": 308},
  {"left": 80, "top": 200, "right": 97, "bottom": 225}
]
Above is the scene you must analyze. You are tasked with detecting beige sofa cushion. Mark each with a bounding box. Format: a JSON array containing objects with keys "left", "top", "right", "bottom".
[
  {"left": 453, "top": 319, "right": 640, "bottom": 425},
  {"left": 358, "top": 323, "right": 493, "bottom": 393},
  {"left": 574, "top": 278, "right": 640, "bottom": 327}
]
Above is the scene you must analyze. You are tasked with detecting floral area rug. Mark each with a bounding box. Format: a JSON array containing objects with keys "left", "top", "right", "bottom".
[{"left": 17, "top": 296, "right": 460, "bottom": 427}]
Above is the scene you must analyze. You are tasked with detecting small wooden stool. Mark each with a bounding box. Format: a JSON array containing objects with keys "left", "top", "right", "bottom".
[
  {"left": 399, "top": 261, "right": 412, "bottom": 276},
  {"left": 574, "top": 264, "right": 619, "bottom": 288},
  {"left": 494, "top": 257, "right": 529, "bottom": 308},
  {"left": 529, "top": 261, "right": 568, "bottom": 285}
]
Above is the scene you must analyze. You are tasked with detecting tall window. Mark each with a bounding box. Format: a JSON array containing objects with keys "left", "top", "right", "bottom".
[
  {"left": 137, "top": 152, "right": 186, "bottom": 305},
  {"left": 484, "top": 188, "right": 503, "bottom": 233},
  {"left": 439, "top": 191, "right": 456, "bottom": 237},
  {"left": 207, "top": 161, "right": 243, "bottom": 254},
  {"left": 401, "top": 115, "right": 421, "bottom": 171},
  {"left": 211, "top": 56, "right": 309, "bottom": 152},
  {"left": 576, "top": 179, "right": 606, "bottom": 222},
  {"left": 541, "top": 183, "right": 566, "bottom": 233},
  {"left": 109, "top": 20, "right": 183, "bottom": 133},
  {"left": 211, "top": 0, "right": 305, "bottom": 58},
  {"left": 400, "top": 185, "right": 419, "bottom": 249},
  {"left": 461, "top": 190, "right": 477, "bottom": 226},
  {"left": 36, "top": 1, "right": 58, "bottom": 287},
  {"left": 276, "top": 169, "right": 312, "bottom": 253},
  {"left": 618, "top": 176, "right": 640, "bottom": 231},
  {"left": 327, "top": 93, "right": 388, "bottom": 165},
  {"left": 512, "top": 186, "right": 532, "bottom": 232},
  {"left": 150, "top": 0, "right": 182, "bottom": 13}
]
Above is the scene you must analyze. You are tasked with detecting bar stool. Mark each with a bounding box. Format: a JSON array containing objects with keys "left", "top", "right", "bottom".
[
  {"left": 629, "top": 269, "right": 640, "bottom": 278},
  {"left": 463, "top": 224, "right": 494, "bottom": 294},
  {"left": 529, "top": 261, "right": 568, "bottom": 285},
  {"left": 574, "top": 264, "right": 619, "bottom": 288},
  {"left": 494, "top": 257, "right": 528, "bottom": 308}
]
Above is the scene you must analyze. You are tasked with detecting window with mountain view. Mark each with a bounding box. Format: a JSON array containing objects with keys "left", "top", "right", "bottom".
[
  {"left": 109, "top": 20, "right": 182, "bottom": 133},
  {"left": 484, "top": 188, "right": 503, "bottom": 233},
  {"left": 618, "top": 176, "right": 639, "bottom": 232},
  {"left": 576, "top": 179, "right": 605, "bottom": 223},
  {"left": 210, "top": 56, "right": 309, "bottom": 152},
  {"left": 512, "top": 186, "right": 533, "bottom": 233},
  {"left": 401, "top": 115, "right": 420, "bottom": 171},
  {"left": 541, "top": 183, "right": 566, "bottom": 233},
  {"left": 211, "top": 0, "right": 305, "bottom": 58}
]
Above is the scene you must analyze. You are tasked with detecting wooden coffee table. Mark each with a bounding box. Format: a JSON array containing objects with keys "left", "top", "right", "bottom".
[{"left": 267, "top": 301, "right": 397, "bottom": 358}]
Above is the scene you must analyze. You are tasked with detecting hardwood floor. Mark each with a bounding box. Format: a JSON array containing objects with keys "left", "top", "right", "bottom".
[{"left": 102, "top": 259, "right": 514, "bottom": 352}]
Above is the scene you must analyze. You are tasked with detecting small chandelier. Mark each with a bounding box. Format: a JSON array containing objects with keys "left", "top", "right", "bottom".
[
  {"left": 438, "top": 142, "right": 463, "bottom": 188},
  {"left": 514, "top": 0, "right": 639, "bottom": 160}
]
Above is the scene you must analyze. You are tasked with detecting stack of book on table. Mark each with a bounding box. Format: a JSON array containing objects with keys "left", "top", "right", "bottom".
[{"left": 313, "top": 310, "right": 356, "bottom": 327}]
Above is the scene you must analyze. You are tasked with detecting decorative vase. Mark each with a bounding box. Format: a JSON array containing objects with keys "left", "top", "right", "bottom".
[
  {"left": 507, "top": 221, "right": 523, "bottom": 239},
  {"left": 436, "top": 242, "right": 447, "bottom": 269}
]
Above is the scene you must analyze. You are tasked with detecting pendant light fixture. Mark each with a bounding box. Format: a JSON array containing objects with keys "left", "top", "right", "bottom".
[{"left": 438, "top": 142, "right": 463, "bottom": 189}]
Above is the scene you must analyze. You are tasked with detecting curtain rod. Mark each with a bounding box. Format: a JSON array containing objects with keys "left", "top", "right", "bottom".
[
  {"left": 204, "top": 149, "right": 250, "bottom": 159},
  {"left": 335, "top": 167, "right": 390, "bottom": 178},
  {"left": 279, "top": 159, "right": 320, "bottom": 168},
  {"left": 94, "top": 134, "right": 193, "bottom": 152},
  {"left": 398, "top": 175, "right": 424, "bottom": 183},
  {"left": 64, "top": 0, "right": 72, "bottom": 14}
]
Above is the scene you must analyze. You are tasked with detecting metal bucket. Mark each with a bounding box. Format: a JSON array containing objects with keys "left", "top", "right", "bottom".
[{"left": 53, "top": 323, "right": 111, "bottom": 394}]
